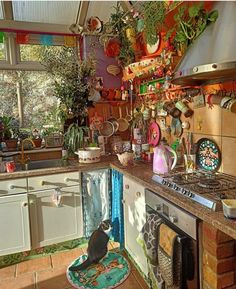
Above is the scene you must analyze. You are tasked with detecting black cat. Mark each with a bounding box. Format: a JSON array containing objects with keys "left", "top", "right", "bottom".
[{"left": 69, "top": 220, "right": 112, "bottom": 272}]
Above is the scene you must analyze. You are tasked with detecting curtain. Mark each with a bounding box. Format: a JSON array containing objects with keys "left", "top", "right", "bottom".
[{"left": 111, "top": 169, "right": 124, "bottom": 249}]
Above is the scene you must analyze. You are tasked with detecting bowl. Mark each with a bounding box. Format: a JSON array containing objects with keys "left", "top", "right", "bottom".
[
  {"left": 222, "top": 199, "right": 236, "bottom": 218},
  {"left": 76, "top": 147, "right": 101, "bottom": 163}
]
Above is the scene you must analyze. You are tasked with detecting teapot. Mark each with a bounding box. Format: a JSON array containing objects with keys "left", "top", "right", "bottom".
[{"left": 153, "top": 141, "right": 177, "bottom": 174}]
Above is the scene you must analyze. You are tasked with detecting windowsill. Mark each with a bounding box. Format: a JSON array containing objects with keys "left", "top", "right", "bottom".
[{"left": 1, "top": 147, "right": 62, "bottom": 156}]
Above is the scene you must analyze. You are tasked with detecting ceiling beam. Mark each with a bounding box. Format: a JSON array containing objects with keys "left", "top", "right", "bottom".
[
  {"left": 2, "top": 0, "right": 13, "bottom": 20},
  {"left": 77, "top": 1, "right": 90, "bottom": 26},
  {"left": 0, "top": 20, "right": 74, "bottom": 34}
]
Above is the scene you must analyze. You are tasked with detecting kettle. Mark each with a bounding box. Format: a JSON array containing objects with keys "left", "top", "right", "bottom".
[{"left": 153, "top": 141, "right": 177, "bottom": 174}]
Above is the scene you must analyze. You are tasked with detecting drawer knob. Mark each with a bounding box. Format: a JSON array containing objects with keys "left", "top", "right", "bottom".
[
  {"left": 125, "top": 184, "right": 129, "bottom": 189},
  {"left": 21, "top": 202, "right": 28, "bottom": 207},
  {"left": 122, "top": 199, "right": 125, "bottom": 204},
  {"left": 136, "top": 191, "right": 141, "bottom": 198}
]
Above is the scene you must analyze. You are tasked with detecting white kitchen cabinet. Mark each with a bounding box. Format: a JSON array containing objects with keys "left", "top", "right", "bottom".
[
  {"left": 0, "top": 193, "right": 30, "bottom": 256},
  {"left": 28, "top": 172, "right": 83, "bottom": 248},
  {"left": 123, "top": 176, "right": 148, "bottom": 276}
]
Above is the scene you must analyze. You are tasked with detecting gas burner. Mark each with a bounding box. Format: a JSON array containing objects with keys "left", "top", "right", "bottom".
[{"left": 197, "top": 178, "right": 221, "bottom": 189}]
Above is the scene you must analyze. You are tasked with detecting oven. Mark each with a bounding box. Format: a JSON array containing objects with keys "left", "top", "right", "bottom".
[{"left": 145, "top": 189, "right": 199, "bottom": 289}]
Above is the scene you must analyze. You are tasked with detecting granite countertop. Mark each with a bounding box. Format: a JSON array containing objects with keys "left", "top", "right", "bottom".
[{"left": 1, "top": 156, "right": 236, "bottom": 239}]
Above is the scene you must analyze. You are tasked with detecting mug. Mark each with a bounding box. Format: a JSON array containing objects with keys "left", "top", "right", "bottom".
[
  {"left": 220, "top": 97, "right": 236, "bottom": 113},
  {"left": 6, "top": 161, "right": 16, "bottom": 173},
  {"left": 163, "top": 101, "right": 181, "bottom": 118},
  {"left": 175, "top": 100, "right": 193, "bottom": 118}
]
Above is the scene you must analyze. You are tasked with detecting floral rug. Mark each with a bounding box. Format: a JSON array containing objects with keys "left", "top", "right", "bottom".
[{"left": 67, "top": 252, "right": 130, "bottom": 289}]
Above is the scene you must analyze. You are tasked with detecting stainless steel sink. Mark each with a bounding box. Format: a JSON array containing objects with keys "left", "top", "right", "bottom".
[{"left": 17, "top": 159, "right": 68, "bottom": 171}]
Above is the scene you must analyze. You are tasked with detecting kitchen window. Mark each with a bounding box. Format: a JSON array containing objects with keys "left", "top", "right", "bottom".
[{"left": 0, "top": 35, "right": 71, "bottom": 129}]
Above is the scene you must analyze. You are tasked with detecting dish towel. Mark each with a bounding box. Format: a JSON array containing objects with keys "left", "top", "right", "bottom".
[
  {"left": 137, "top": 213, "right": 164, "bottom": 289},
  {"left": 82, "top": 169, "right": 111, "bottom": 238},
  {"left": 158, "top": 223, "right": 182, "bottom": 289}
]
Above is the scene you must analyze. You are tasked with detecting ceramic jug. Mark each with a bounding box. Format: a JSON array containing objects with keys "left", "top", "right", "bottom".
[{"left": 153, "top": 143, "right": 177, "bottom": 174}]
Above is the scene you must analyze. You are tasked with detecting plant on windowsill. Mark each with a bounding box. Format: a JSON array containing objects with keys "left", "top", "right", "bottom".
[{"left": 0, "top": 116, "right": 20, "bottom": 150}]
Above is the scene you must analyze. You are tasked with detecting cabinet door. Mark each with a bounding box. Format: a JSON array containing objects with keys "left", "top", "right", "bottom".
[
  {"left": 0, "top": 194, "right": 30, "bottom": 256},
  {"left": 123, "top": 176, "right": 148, "bottom": 276},
  {"left": 29, "top": 186, "right": 83, "bottom": 248}
]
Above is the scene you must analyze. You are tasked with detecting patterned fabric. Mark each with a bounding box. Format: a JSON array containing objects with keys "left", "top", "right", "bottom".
[
  {"left": 67, "top": 252, "right": 130, "bottom": 289},
  {"left": 82, "top": 169, "right": 111, "bottom": 238},
  {"left": 157, "top": 224, "right": 182, "bottom": 289},
  {"left": 137, "top": 213, "right": 164, "bottom": 289},
  {"left": 111, "top": 169, "right": 124, "bottom": 249}
]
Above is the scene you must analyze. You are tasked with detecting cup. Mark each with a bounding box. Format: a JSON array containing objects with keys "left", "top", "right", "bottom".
[
  {"left": 184, "top": 154, "right": 196, "bottom": 173},
  {"left": 175, "top": 100, "right": 193, "bottom": 118},
  {"left": 163, "top": 101, "right": 181, "bottom": 118},
  {"left": 6, "top": 161, "right": 16, "bottom": 173},
  {"left": 220, "top": 97, "right": 236, "bottom": 113}
]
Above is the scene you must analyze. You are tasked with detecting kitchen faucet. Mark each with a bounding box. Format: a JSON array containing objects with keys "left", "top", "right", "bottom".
[{"left": 18, "top": 138, "right": 36, "bottom": 166}]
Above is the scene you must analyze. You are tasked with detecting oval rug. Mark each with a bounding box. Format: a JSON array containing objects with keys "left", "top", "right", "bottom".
[{"left": 66, "top": 252, "right": 131, "bottom": 289}]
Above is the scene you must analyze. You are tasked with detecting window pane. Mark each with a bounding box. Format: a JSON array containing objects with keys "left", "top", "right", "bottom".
[
  {"left": 21, "top": 71, "right": 60, "bottom": 129},
  {"left": 20, "top": 44, "right": 64, "bottom": 62},
  {"left": 0, "top": 71, "right": 19, "bottom": 118}
]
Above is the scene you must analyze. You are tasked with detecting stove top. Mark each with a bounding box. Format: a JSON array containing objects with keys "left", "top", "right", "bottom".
[{"left": 152, "top": 171, "right": 236, "bottom": 211}]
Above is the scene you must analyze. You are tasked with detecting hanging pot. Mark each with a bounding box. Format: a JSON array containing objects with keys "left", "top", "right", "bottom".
[{"left": 117, "top": 106, "right": 129, "bottom": 132}]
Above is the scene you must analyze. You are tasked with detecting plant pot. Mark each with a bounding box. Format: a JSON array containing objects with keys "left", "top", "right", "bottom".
[
  {"left": 32, "top": 138, "right": 42, "bottom": 148},
  {"left": 75, "top": 147, "right": 101, "bottom": 163},
  {"left": 5, "top": 139, "right": 18, "bottom": 150}
]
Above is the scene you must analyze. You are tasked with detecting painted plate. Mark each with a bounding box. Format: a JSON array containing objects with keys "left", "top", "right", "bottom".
[
  {"left": 148, "top": 121, "right": 161, "bottom": 147},
  {"left": 196, "top": 138, "right": 221, "bottom": 171}
]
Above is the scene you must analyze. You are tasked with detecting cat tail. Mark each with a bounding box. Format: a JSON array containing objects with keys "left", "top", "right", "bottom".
[{"left": 69, "top": 257, "right": 93, "bottom": 272}]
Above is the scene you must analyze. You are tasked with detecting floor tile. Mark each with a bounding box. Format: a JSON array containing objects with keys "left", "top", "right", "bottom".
[
  {"left": 16, "top": 256, "right": 52, "bottom": 275},
  {"left": 36, "top": 266, "right": 71, "bottom": 289},
  {"left": 132, "top": 269, "right": 150, "bottom": 289},
  {"left": 51, "top": 248, "right": 83, "bottom": 268},
  {"left": 0, "top": 264, "right": 16, "bottom": 280},
  {"left": 0, "top": 272, "right": 35, "bottom": 289}
]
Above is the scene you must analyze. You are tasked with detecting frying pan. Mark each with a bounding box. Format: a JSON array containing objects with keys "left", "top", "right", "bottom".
[
  {"left": 99, "top": 108, "right": 114, "bottom": 137},
  {"left": 107, "top": 106, "right": 119, "bottom": 133},
  {"left": 117, "top": 106, "right": 129, "bottom": 132},
  {"left": 125, "top": 106, "right": 132, "bottom": 122}
]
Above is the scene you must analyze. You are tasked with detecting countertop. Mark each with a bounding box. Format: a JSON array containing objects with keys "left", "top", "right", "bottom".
[{"left": 1, "top": 156, "right": 236, "bottom": 239}]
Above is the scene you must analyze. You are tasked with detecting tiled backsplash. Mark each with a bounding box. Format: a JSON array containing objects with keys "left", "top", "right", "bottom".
[{"left": 183, "top": 103, "right": 236, "bottom": 176}]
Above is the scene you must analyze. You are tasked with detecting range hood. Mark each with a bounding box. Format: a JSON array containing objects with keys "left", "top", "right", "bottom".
[{"left": 172, "top": 2, "right": 236, "bottom": 86}]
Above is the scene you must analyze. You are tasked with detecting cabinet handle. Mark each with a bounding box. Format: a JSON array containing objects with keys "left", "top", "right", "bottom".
[
  {"left": 125, "top": 184, "right": 129, "bottom": 189},
  {"left": 29, "top": 199, "right": 35, "bottom": 205},
  {"left": 64, "top": 177, "right": 80, "bottom": 183},
  {"left": 9, "top": 185, "right": 27, "bottom": 190},
  {"left": 21, "top": 202, "right": 28, "bottom": 207},
  {"left": 136, "top": 191, "right": 141, "bottom": 198},
  {"left": 41, "top": 181, "right": 52, "bottom": 186}
]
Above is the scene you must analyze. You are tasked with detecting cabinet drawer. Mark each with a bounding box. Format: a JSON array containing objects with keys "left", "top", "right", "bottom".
[
  {"left": 123, "top": 176, "right": 145, "bottom": 203},
  {"left": 0, "top": 178, "right": 27, "bottom": 195},
  {"left": 28, "top": 172, "right": 80, "bottom": 191}
]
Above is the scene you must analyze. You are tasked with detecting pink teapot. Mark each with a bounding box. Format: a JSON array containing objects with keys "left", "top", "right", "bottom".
[{"left": 153, "top": 141, "right": 177, "bottom": 175}]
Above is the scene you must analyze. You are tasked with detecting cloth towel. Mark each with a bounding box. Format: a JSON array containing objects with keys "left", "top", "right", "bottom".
[
  {"left": 158, "top": 223, "right": 182, "bottom": 289},
  {"left": 137, "top": 213, "right": 164, "bottom": 289}
]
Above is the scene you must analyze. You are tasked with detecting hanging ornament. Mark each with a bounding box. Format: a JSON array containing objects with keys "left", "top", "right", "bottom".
[
  {"left": 64, "top": 36, "right": 76, "bottom": 47},
  {"left": 40, "top": 34, "right": 53, "bottom": 45},
  {"left": 0, "top": 32, "right": 5, "bottom": 43},
  {"left": 16, "top": 33, "right": 29, "bottom": 44},
  {"left": 104, "top": 38, "right": 121, "bottom": 58}
]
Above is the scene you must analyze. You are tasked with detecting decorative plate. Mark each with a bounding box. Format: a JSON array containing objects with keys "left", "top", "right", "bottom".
[
  {"left": 148, "top": 121, "right": 161, "bottom": 147},
  {"left": 196, "top": 138, "right": 221, "bottom": 171}
]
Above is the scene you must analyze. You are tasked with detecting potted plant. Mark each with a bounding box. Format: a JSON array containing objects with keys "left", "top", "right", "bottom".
[
  {"left": 1, "top": 116, "right": 19, "bottom": 150},
  {"left": 165, "top": 3, "right": 218, "bottom": 56}
]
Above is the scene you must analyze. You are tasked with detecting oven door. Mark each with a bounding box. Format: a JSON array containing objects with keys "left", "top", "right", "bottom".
[{"left": 146, "top": 204, "right": 199, "bottom": 289}]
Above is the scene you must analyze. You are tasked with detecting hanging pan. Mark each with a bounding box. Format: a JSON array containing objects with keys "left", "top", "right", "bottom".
[
  {"left": 117, "top": 106, "right": 129, "bottom": 132},
  {"left": 99, "top": 108, "right": 114, "bottom": 137},
  {"left": 107, "top": 106, "right": 119, "bottom": 133}
]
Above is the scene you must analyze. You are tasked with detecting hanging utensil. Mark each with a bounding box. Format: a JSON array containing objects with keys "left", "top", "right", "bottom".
[
  {"left": 125, "top": 106, "right": 132, "bottom": 122},
  {"left": 107, "top": 106, "right": 119, "bottom": 133},
  {"left": 117, "top": 106, "right": 129, "bottom": 132},
  {"left": 99, "top": 107, "right": 114, "bottom": 137}
]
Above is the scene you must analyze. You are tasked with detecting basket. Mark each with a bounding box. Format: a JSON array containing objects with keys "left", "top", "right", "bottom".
[{"left": 45, "top": 134, "right": 64, "bottom": 148}]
